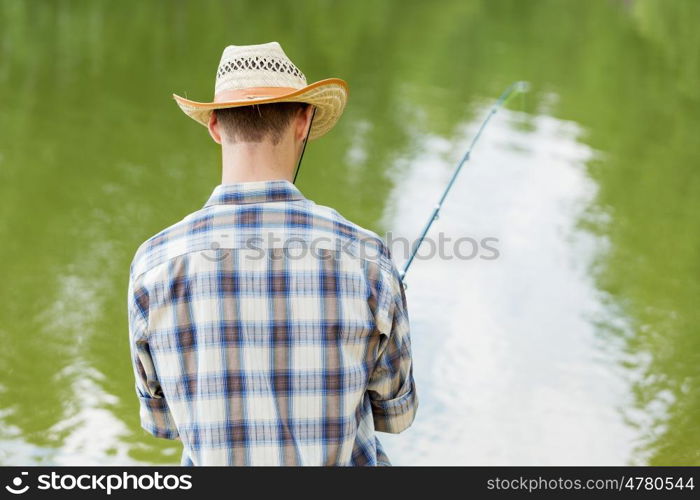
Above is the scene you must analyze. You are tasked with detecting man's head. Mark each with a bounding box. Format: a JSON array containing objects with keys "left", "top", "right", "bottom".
[
  {"left": 208, "top": 102, "right": 313, "bottom": 146},
  {"left": 174, "top": 42, "right": 348, "bottom": 141}
]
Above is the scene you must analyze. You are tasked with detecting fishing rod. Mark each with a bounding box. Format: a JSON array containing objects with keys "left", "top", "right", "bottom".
[{"left": 400, "top": 81, "right": 529, "bottom": 281}]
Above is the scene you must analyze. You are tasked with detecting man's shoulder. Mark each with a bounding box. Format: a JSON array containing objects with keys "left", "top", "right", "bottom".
[
  {"left": 130, "top": 207, "right": 212, "bottom": 281},
  {"left": 308, "top": 202, "right": 395, "bottom": 274}
]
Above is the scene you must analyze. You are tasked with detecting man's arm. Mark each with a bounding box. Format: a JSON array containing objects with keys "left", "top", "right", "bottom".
[
  {"left": 128, "top": 276, "right": 179, "bottom": 440},
  {"left": 367, "top": 265, "right": 418, "bottom": 433}
]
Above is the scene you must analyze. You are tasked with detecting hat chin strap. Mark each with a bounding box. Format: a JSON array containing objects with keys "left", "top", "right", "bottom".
[{"left": 292, "top": 106, "right": 316, "bottom": 184}]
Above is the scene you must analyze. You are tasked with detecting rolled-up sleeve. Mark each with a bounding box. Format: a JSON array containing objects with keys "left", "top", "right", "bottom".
[
  {"left": 128, "top": 277, "right": 179, "bottom": 440},
  {"left": 367, "top": 267, "right": 418, "bottom": 433}
]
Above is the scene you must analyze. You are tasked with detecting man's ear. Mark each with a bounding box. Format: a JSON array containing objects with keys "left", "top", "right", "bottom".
[
  {"left": 207, "top": 111, "right": 223, "bottom": 144},
  {"left": 294, "top": 105, "right": 315, "bottom": 142}
]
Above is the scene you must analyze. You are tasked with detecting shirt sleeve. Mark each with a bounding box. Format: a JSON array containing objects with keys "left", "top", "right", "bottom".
[
  {"left": 128, "top": 276, "right": 179, "bottom": 440},
  {"left": 367, "top": 265, "right": 418, "bottom": 434}
]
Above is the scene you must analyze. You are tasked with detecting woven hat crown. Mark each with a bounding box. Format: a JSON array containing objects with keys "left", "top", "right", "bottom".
[{"left": 215, "top": 42, "right": 307, "bottom": 94}]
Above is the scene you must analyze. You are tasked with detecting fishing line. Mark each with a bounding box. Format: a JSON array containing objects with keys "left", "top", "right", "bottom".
[
  {"left": 400, "top": 81, "right": 530, "bottom": 282},
  {"left": 293, "top": 106, "right": 317, "bottom": 184}
]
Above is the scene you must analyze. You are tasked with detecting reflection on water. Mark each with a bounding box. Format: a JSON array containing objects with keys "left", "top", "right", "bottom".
[
  {"left": 381, "top": 107, "right": 636, "bottom": 464},
  {"left": 0, "top": 0, "right": 698, "bottom": 465}
]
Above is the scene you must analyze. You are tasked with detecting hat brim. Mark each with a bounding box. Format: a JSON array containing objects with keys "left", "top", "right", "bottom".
[{"left": 173, "top": 78, "right": 348, "bottom": 140}]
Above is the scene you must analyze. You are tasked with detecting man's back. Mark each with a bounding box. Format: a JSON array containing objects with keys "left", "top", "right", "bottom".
[{"left": 128, "top": 180, "right": 417, "bottom": 465}]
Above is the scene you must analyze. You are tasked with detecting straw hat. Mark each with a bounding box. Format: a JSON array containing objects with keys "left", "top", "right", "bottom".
[{"left": 173, "top": 42, "right": 348, "bottom": 140}]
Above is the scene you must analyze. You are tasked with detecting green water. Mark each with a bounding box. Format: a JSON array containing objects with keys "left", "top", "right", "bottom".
[{"left": 0, "top": 0, "right": 698, "bottom": 465}]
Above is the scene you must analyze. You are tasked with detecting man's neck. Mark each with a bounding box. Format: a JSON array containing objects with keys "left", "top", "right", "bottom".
[{"left": 220, "top": 139, "right": 297, "bottom": 184}]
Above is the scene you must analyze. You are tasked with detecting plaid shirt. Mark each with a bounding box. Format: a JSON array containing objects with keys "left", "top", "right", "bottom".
[{"left": 128, "top": 180, "right": 417, "bottom": 466}]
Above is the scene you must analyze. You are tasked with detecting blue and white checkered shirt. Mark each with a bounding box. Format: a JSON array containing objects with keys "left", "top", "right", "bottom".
[{"left": 128, "top": 180, "right": 417, "bottom": 466}]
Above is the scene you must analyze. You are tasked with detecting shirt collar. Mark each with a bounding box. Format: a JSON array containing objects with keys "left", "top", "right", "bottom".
[{"left": 204, "top": 180, "right": 306, "bottom": 207}]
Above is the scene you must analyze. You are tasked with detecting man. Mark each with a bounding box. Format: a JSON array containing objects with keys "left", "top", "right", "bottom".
[{"left": 128, "top": 42, "right": 417, "bottom": 466}]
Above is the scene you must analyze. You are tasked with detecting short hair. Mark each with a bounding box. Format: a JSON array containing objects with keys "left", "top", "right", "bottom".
[{"left": 215, "top": 102, "right": 308, "bottom": 144}]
